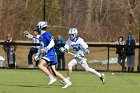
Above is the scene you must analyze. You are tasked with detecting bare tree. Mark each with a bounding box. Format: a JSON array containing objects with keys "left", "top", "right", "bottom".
[{"left": 0, "top": 0, "right": 140, "bottom": 41}]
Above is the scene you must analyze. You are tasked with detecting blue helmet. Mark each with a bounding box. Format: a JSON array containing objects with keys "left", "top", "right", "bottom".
[{"left": 37, "top": 21, "right": 48, "bottom": 32}]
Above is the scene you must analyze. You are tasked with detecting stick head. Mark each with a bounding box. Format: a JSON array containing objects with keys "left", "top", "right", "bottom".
[{"left": 23, "top": 31, "right": 33, "bottom": 39}]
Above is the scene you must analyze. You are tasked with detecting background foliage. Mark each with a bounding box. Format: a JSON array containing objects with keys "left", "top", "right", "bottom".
[{"left": 0, "top": 0, "right": 140, "bottom": 41}]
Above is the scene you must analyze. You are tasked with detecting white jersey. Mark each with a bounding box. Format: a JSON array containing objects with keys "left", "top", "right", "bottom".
[
  {"left": 64, "top": 37, "right": 88, "bottom": 59},
  {"left": 115, "top": 40, "right": 125, "bottom": 45},
  {"left": 32, "top": 35, "right": 40, "bottom": 48}
]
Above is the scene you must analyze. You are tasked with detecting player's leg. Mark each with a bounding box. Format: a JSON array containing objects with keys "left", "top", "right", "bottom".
[
  {"left": 61, "top": 55, "right": 65, "bottom": 70},
  {"left": 57, "top": 55, "right": 61, "bottom": 70},
  {"left": 50, "top": 65, "right": 66, "bottom": 80},
  {"left": 80, "top": 59, "right": 105, "bottom": 84},
  {"left": 122, "top": 56, "right": 126, "bottom": 71},
  {"left": 38, "top": 59, "right": 56, "bottom": 85},
  {"left": 7, "top": 52, "right": 10, "bottom": 67},
  {"left": 34, "top": 48, "right": 39, "bottom": 68},
  {"left": 28, "top": 48, "right": 34, "bottom": 68},
  {"left": 118, "top": 55, "right": 122, "bottom": 66},
  {"left": 67, "top": 59, "right": 78, "bottom": 80},
  {"left": 50, "top": 65, "right": 72, "bottom": 88},
  {"left": 60, "top": 59, "right": 77, "bottom": 84},
  {"left": 13, "top": 52, "right": 16, "bottom": 68}
]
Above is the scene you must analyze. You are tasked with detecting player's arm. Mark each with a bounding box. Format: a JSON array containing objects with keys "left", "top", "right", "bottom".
[
  {"left": 34, "top": 44, "right": 42, "bottom": 61},
  {"left": 80, "top": 38, "right": 90, "bottom": 54},
  {"left": 45, "top": 39, "right": 55, "bottom": 50},
  {"left": 40, "top": 38, "right": 55, "bottom": 54},
  {"left": 59, "top": 40, "right": 70, "bottom": 52},
  {"left": 41, "top": 32, "right": 55, "bottom": 53},
  {"left": 34, "top": 38, "right": 54, "bottom": 61}
]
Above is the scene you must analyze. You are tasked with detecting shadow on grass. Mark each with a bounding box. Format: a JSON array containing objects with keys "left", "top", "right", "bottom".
[
  {"left": 0, "top": 83, "right": 63, "bottom": 88},
  {"left": 0, "top": 83, "right": 92, "bottom": 88}
]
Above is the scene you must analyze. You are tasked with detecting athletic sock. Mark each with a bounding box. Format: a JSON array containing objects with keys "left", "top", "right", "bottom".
[
  {"left": 49, "top": 74, "right": 55, "bottom": 80},
  {"left": 88, "top": 68, "right": 102, "bottom": 77},
  {"left": 63, "top": 78, "right": 69, "bottom": 83},
  {"left": 67, "top": 77, "right": 70, "bottom": 80}
]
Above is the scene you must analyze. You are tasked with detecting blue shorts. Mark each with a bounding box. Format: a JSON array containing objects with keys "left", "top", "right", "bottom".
[{"left": 42, "top": 54, "right": 57, "bottom": 65}]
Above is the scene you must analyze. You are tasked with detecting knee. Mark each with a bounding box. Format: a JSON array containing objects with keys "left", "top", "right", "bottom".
[
  {"left": 68, "top": 63, "right": 73, "bottom": 69},
  {"left": 38, "top": 64, "right": 41, "bottom": 69},
  {"left": 84, "top": 67, "right": 91, "bottom": 72},
  {"left": 38, "top": 63, "right": 42, "bottom": 69}
]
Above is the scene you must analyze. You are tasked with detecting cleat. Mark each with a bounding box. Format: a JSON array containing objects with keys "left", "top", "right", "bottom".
[
  {"left": 62, "top": 81, "right": 72, "bottom": 88},
  {"left": 100, "top": 73, "right": 105, "bottom": 84},
  {"left": 28, "top": 65, "right": 34, "bottom": 68},
  {"left": 60, "top": 80, "right": 65, "bottom": 84},
  {"left": 48, "top": 78, "right": 57, "bottom": 85}
]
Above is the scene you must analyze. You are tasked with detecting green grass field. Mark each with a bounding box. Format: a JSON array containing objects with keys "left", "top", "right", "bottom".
[{"left": 0, "top": 69, "right": 140, "bottom": 93}]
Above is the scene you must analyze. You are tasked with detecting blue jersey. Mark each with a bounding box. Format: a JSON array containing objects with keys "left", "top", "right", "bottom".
[{"left": 39, "top": 32, "right": 57, "bottom": 65}]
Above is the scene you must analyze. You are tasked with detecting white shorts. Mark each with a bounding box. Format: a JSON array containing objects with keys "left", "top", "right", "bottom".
[{"left": 68, "top": 58, "right": 88, "bottom": 69}]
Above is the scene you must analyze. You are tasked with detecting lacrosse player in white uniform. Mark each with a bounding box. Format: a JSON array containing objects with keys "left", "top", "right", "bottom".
[
  {"left": 23, "top": 29, "right": 40, "bottom": 68},
  {"left": 60, "top": 28, "right": 105, "bottom": 84}
]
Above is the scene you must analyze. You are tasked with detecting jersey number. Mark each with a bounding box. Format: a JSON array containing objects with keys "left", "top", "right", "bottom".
[{"left": 72, "top": 44, "right": 81, "bottom": 51}]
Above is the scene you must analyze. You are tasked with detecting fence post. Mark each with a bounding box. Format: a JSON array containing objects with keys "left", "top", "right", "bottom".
[
  {"left": 137, "top": 16, "right": 140, "bottom": 72},
  {"left": 107, "top": 46, "right": 110, "bottom": 71}
]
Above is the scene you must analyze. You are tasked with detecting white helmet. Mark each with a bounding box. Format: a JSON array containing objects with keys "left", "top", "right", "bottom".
[
  {"left": 37, "top": 21, "right": 48, "bottom": 32},
  {"left": 68, "top": 28, "right": 78, "bottom": 40}
]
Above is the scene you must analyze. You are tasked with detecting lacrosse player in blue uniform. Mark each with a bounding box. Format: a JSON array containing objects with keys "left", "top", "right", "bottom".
[{"left": 34, "top": 21, "right": 71, "bottom": 88}]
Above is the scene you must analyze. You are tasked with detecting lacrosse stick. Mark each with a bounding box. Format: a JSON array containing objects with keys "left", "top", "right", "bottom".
[
  {"left": 67, "top": 51, "right": 74, "bottom": 55},
  {"left": 54, "top": 46, "right": 75, "bottom": 56},
  {"left": 23, "top": 31, "right": 33, "bottom": 39}
]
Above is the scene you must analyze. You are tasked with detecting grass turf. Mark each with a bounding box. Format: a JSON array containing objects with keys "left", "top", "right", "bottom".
[{"left": 0, "top": 69, "right": 140, "bottom": 93}]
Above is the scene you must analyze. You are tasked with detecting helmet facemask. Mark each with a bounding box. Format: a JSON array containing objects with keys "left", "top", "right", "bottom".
[
  {"left": 68, "top": 28, "right": 78, "bottom": 41},
  {"left": 69, "top": 33, "right": 77, "bottom": 40}
]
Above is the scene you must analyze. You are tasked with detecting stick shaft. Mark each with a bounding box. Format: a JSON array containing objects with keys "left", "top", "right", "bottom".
[{"left": 67, "top": 51, "right": 74, "bottom": 55}]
